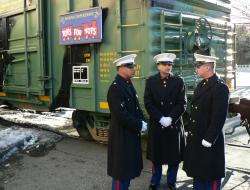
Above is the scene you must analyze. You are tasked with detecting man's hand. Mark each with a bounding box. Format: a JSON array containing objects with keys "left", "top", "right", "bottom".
[
  {"left": 159, "top": 117, "right": 172, "bottom": 127},
  {"left": 202, "top": 139, "right": 212, "bottom": 148},
  {"left": 141, "top": 121, "right": 147, "bottom": 132}
]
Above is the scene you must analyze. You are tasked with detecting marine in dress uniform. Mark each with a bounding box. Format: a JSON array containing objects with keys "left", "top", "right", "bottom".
[
  {"left": 144, "top": 53, "right": 187, "bottom": 190},
  {"left": 183, "top": 53, "right": 229, "bottom": 190},
  {"left": 107, "top": 54, "right": 147, "bottom": 190}
]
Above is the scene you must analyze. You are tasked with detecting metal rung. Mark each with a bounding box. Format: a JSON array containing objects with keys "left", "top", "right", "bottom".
[
  {"left": 39, "top": 76, "right": 51, "bottom": 81},
  {"left": 164, "top": 23, "right": 182, "bottom": 27},
  {"left": 119, "top": 49, "right": 145, "bottom": 53},
  {"left": 211, "top": 26, "right": 229, "bottom": 31},
  {"left": 118, "top": 23, "right": 144, "bottom": 28},
  {"left": 8, "top": 34, "right": 40, "bottom": 42},
  {"left": 132, "top": 77, "right": 146, "bottom": 80},
  {"left": 11, "top": 58, "right": 25, "bottom": 63},
  {"left": 165, "top": 49, "right": 182, "bottom": 52},
  {"left": 186, "top": 90, "right": 194, "bottom": 95},
  {"left": 7, "top": 47, "right": 37, "bottom": 54}
]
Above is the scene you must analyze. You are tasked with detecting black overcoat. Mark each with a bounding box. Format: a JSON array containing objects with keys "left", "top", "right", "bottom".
[
  {"left": 183, "top": 74, "right": 229, "bottom": 180},
  {"left": 107, "top": 74, "right": 144, "bottom": 180},
  {"left": 144, "top": 73, "right": 187, "bottom": 165}
]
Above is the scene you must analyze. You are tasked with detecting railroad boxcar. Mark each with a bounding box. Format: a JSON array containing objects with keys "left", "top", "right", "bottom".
[{"left": 0, "top": 0, "right": 239, "bottom": 142}]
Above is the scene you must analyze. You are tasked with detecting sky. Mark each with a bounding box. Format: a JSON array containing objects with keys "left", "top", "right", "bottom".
[{"left": 231, "top": 0, "right": 250, "bottom": 23}]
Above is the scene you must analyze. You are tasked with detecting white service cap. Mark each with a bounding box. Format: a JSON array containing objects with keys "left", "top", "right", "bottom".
[
  {"left": 194, "top": 53, "right": 218, "bottom": 63},
  {"left": 113, "top": 54, "right": 137, "bottom": 67},
  {"left": 153, "top": 53, "right": 176, "bottom": 64}
]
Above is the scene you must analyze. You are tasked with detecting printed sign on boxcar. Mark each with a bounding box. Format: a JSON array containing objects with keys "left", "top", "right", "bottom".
[{"left": 59, "top": 7, "right": 102, "bottom": 45}]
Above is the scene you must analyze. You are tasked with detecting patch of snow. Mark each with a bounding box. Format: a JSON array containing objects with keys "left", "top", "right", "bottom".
[
  {"left": 42, "top": 107, "right": 75, "bottom": 119},
  {"left": 0, "top": 127, "right": 38, "bottom": 149},
  {"left": 236, "top": 72, "right": 250, "bottom": 87},
  {"left": 0, "top": 127, "right": 39, "bottom": 162},
  {"left": 0, "top": 108, "right": 73, "bottom": 131}
]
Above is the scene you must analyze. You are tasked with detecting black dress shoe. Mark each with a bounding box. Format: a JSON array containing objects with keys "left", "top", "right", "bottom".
[
  {"left": 167, "top": 183, "right": 176, "bottom": 190},
  {"left": 148, "top": 184, "right": 159, "bottom": 190}
]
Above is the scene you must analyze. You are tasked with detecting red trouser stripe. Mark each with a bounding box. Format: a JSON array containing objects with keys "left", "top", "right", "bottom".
[
  {"left": 116, "top": 180, "right": 120, "bottom": 190},
  {"left": 152, "top": 164, "right": 155, "bottom": 174},
  {"left": 213, "top": 180, "right": 217, "bottom": 190}
]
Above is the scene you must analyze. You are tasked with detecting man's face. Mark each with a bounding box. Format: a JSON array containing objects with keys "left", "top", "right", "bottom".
[
  {"left": 195, "top": 63, "right": 209, "bottom": 78},
  {"left": 157, "top": 63, "right": 172, "bottom": 75},
  {"left": 119, "top": 64, "right": 135, "bottom": 79}
]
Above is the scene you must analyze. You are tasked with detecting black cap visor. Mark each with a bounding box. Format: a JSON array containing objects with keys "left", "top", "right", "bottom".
[
  {"left": 157, "top": 61, "right": 173, "bottom": 65},
  {"left": 194, "top": 61, "right": 205, "bottom": 68},
  {"left": 122, "top": 63, "right": 135, "bottom": 69},
  {"left": 194, "top": 61, "right": 214, "bottom": 68}
]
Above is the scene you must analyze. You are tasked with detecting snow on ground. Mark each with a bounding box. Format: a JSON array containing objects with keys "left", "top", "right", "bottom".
[
  {"left": 0, "top": 108, "right": 72, "bottom": 128},
  {"left": 0, "top": 107, "right": 76, "bottom": 163},
  {"left": 0, "top": 108, "right": 74, "bottom": 134},
  {"left": 0, "top": 127, "right": 38, "bottom": 149},
  {"left": 236, "top": 72, "right": 250, "bottom": 87},
  {"left": 230, "top": 72, "right": 250, "bottom": 99},
  {"left": 0, "top": 126, "right": 63, "bottom": 163},
  {"left": 231, "top": 87, "right": 250, "bottom": 100},
  {"left": 0, "top": 127, "right": 39, "bottom": 162}
]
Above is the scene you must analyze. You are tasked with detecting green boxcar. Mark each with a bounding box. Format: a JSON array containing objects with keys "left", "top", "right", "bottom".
[{"left": 0, "top": 0, "right": 235, "bottom": 142}]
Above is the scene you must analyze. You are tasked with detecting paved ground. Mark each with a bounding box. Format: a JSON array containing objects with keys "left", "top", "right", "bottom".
[
  {"left": 0, "top": 110, "right": 249, "bottom": 190},
  {"left": 0, "top": 131, "right": 249, "bottom": 190}
]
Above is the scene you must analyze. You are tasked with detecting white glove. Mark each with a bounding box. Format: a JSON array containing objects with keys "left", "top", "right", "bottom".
[
  {"left": 141, "top": 121, "right": 147, "bottom": 132},
  {"left": 202, "top": 139, "right": 212, "bottom": 148},
  {"left": 159, "top": 117, "right": 172, "bottom": 127}
]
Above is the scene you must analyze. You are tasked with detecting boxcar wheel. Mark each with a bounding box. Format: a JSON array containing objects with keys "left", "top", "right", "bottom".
[{"left": 72, "top": 110, "right": 93, "bottom": 141}]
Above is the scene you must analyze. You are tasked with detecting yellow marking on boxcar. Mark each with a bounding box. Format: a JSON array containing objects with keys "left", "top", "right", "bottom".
[
  {"left": 100, "top": 102, "right": 109, "bottom": 109},
  {"left": 38, "top": 96, "right": 50, "bottom": 102},
  {"left": 0, "top": 92, "right": 6, "bottom": 96}
]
